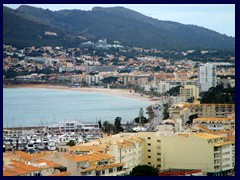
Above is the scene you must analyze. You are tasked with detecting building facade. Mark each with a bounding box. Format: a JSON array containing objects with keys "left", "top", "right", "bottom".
[{"left": 199, "top": 63, "right": 217, "bottom": 92}]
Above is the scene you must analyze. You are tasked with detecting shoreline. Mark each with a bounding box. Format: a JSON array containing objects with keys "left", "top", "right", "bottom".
[{"left": 4, "top": 84, "right": 160, "bottom": 103}]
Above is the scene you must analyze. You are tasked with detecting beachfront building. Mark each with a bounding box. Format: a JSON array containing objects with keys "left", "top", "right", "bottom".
[
  {"left": 143, "top": 80, "right": 170, "bottom": 94},
  {"left": 156, "top": 81, "right": 170, "bottom": 94},
  {"left": 48, "top": 120, "right": 99, "bottom": 133}
]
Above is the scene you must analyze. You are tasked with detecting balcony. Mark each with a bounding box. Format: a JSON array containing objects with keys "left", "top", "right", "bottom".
[{"left": 214, "top": 147, "right": 220, "bottom": 152}]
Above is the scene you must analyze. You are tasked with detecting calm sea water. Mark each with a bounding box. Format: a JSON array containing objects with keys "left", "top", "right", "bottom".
[{"left": 3, "top": 88, "right": 151, "bottom": 128}]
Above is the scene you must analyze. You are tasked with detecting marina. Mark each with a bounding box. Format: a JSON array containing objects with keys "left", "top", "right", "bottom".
[{"left": 3, "top": 121, "right": 102, "bottom": 153}]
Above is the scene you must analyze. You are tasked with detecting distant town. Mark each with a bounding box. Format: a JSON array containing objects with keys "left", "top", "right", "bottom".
[{"left": 3, "top": 40, "right": 235, "bottom": 176}]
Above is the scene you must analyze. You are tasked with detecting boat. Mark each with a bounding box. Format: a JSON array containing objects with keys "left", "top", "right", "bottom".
[{"left": 47, "top": 141, "right": 56, "bottom": 151}]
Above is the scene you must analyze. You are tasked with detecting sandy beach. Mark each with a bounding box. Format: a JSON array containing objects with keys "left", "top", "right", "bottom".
[{"left": 4, "top": 84, "right": 160, "bottom": 103}]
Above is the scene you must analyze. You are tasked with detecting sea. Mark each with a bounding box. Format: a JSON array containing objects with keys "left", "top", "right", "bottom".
[{"left": 3, "top": 88, "right": 151, "bottom": 128}]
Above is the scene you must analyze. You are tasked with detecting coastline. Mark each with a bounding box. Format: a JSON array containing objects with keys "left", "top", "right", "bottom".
[{"left": 4, "top": 84, "right": 159, "bottom": 103}]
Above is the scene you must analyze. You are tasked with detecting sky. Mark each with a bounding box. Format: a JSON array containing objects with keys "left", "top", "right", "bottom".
[{"left": 4, "top": 4, "right": 235, "bottom": 37}]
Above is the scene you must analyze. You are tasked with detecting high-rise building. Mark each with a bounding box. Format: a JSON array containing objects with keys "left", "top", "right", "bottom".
[{"left": 199, "top": 63, "right": 216, "bottom": 92}]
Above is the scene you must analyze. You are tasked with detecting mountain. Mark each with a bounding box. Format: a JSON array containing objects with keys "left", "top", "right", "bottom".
[{"left": 3, "top": 5, "right": 235, "bottom": 50}]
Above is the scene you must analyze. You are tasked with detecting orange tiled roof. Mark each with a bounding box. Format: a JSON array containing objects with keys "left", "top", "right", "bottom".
[
  {"left": 193, "top": 133, "right": 223, "bottom": 140},
  {"left": 226, "top": 135, "right": 235, "bottom": 142},
  {"left": 117, "top": 140, "right": 134, "bottom": 148},
  {"left": 16, "top": 151, "right": 49, "bottom": 161},
  {"left": 81, "top": 166, "right": 97, "bottom": 172},
  {"left": 68, "top": 145, "right": 105, "bottom": 152},
  {"left": 214, "top": 141, "right": 234, "bottom": 147},
  {"left": 49, "top": 171, "right": 71, "bottom": 176},
  {"left": 32, "top": 159, "right": 61, "bottom": 169},
  {"left": 3, "top": 161, "right": 40, "bottom": 176},
  {"left": 96, "top": 163, "right": 124, "bottom": 171},
  {"left": 64, "top": 152, "right": 115, "bottom": 163},
  {"left": 194, "top": 118, "right": 233, "bottom": 122},
  {"left": 130, "top": 136, "right": 145, "bottom": 142},
  {"left": 177, "top": 134, "right": 190, "bottom": 137}
]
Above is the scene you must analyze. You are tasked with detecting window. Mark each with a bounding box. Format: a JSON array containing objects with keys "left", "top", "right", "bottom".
[
  {"left": 148, "top": 156, "right": 151, "bottom": 158},
  {"left": 109, "top": 168, "right": 113, "bottom": 173},
  {"left": 157, "top": 158, "right": 161, "bottom": 161},
  {"left": 157, "top": 139, "right": 161, "bottom": 142},
  {"left": 148, "top": 149, "right": 151, "bottom": 152},
  {"left": 157, "top": 146, "right": 161, "bottom": 149},
  {"left": 157, "top": 153, "right": 161, "bottom": 155},
  {"left": 148, "top": 143, "right": 151, "bottom": 146},
  {"left": 157, "top": 164, "right": 161, "bottom": 168},
  {"left": 148, "top": 137, "right": 151, "bottom": 140},
  {"left": 148, "top": 162, "right": 151, "bottom": 165}
]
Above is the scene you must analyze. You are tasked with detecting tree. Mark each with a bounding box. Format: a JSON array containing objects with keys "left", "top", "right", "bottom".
[
  {"left": 98, "top": 120, "right": 102, "bottom": 129},
  {"left": 163, "top": 104, "right": 169, "bottom": 120},
  {"left": 66, "top": 140, "right": 76, "bottom": 146},
  {"left": 102, "top": 76, "right": 118, "bottom": 84},
  {"left": 186, "top": 97, "right": 194, "bottom": 103},
  {"left": 146, "top": 105, "right": 154, "bottom": 122},
  {"left": 114, "top": 117, "right": 124, "bottom": 134},
  {"left": 129, "top": 165, "right": 159, "bottom": 176},
  {"left": 103, "top": 121, "right": 114, "bottom": 135},
  {"left": 166, "top": 86, "right": 182, "bottom": 96},
  {"left": 200, "top": 84, "right": 234, "bottom": 104},
  {"left": 134, "top": 117, "right": 148, "bottom": 124},
  {"left": 186, "top": 114, "right": 198, "bottom": 125},
  {"left": 139, "top": 108, "right": 144, "bottom": 125}
]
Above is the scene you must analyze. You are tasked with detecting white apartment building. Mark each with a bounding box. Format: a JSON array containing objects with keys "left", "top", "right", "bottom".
[
  {"left": 48, "top": 120, "right": 99, "bottom": 132},
  {"left": 156, "top": 81, "right": 170, "bottom": 94},
  {"left": 199, "top": 63, "right": 217, "bottom": 92}
]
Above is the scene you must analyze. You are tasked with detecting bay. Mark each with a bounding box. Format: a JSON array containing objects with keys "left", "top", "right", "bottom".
[{"left": 3, "top": 88, "right": 151, "bottom": 128}]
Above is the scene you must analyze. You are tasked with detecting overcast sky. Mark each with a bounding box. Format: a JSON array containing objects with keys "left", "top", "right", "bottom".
[{"left": 4, "top": 4, "right": 235, "bottom": 37}]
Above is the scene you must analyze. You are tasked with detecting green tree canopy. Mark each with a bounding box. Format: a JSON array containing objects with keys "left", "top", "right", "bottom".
[
  {"left": 166, "top": 86, "right": 182, "bottom": 96},
  {"left": 200, "top": 84, "right": 234, "bottom": 104},
  {"left": 134, "top": 117, "right": 148, "bottom": 124},
  {"left": 103, "top": 121, "right": 114, "bottom": 135},
  {"left": 66, "top": 140, "right": 76, "bottom": 146},
  {"left": 114, "top": 117, "right": 124, "bottom": 134},
  {"left": 146, "top": 105, "right": 154, "bottom": 121},
  {"left": 129, "top": 165, "right": 159, "bottom": 176}
]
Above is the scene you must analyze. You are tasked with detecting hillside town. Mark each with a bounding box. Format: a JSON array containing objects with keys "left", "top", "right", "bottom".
[
  {"left": 3, "top": 40, "right": 235, "bottom": 176},
  {"left": 3, "top": 42, "right": 235, "bottom": 91}
]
